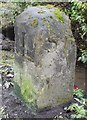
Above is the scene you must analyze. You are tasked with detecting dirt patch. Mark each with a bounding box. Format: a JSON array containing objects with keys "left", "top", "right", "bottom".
[
  {"left": 1, "top": 51, "right": 87, "bottom": 119},
  {"left": 1, "top": 69, "right": 75, "bottom": 119}
]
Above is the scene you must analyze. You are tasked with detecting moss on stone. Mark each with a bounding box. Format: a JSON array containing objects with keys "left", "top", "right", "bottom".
[
  {"left": 14, "top": 71, "right": 37, "bottom": 110},
  {"left": 49, "top": 16, "right": 53, "bottom": 19},
  {"left": 65, "top": 34, "right": 75, "bottom": 42},
  {"left": 46, "top": 4, "right": 54, "bottom": 9},
  {"left": 57, "top": 97, "right": 72, "bottom": 105},
  {"left": 54, "top": 8, "right": 64, "bottom": 22},
  {"left": 42, "top": 18, "right": 52, "bottom": 39},
  {"left": 28, "top": 15, "right": 33, "bottom": 19},
  {"left": 38, "top": 10, "right": 45, "bottom": 14},
  {"left": 34, "top": 30, "right": 44, "bottom": 65},
  {"left": 47, "top": 21, "right": 50, "bottom": 30},
  {"left": 29, "top": 18, "right": 38, "bottom": 27},
  {"left": 42, "top": 18, "right": 50, "bottom": 30},
  {"left": 42, "top": 18, "right": 47, "bottom": 23},
  {"left": 46, "top": 20, "right": 51, "bottom": 37}
]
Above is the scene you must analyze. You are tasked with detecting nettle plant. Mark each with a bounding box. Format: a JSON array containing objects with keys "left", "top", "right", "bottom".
[
  {"left": 68, "top": 89, "right": 87, "bottom": 119},
  {"left": 66, "top": 0, "right": 87, "bottom": 63},
  {"left": 68, "top": 0, "right": 87, "bottom": 38},
  {"left": 78, "top": 49, "right": 87, "bottom": 63}
]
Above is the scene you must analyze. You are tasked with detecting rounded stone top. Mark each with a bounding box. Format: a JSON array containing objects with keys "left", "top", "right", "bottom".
[
  {"left": 16, "top": 5, "right": 70, "bottom": 26},
  {"left": 15, "top": 5, "right": 75, "bottom": 60},
  {"left": 15, "top": 5, "right": 73, "bottom": 43}
]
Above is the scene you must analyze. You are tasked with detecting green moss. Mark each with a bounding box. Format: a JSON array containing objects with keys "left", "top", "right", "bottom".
[
  {"left": 49, "top": 16, "right": 53, "bottom": 19},
  {"left": 54, "top": 8, "right": 64, "bottom": 22},
  {"left": 42, "top": 18, "right": 47, "bottom": 22},
  {"left": 65, "top": 34, "right": 75, "bottom": 42},
  {"left": 32, "top": 2, "right": 41, "bottom": 6},
  {"left": 42, "top": 18, "right": 47, "bottom": 27},
  {"left": 38, "top": 10, "right": 45, "bottom": 14},
  {"left": 57, "top": 97, "right": 71, "bottom": 105},
  {"left": 46, "top": 20, "right": 51, "bottom": 37},
  {"left": 46, "top": 4, "right": 54, "bottom": 9},
  {"left": 47, "top": 21, "right": 50, "bottom": 29},
  {"left": 28, "top": 15, "right": 33, "bottom": 19},
  {"left": 29, "top": 18, "right": 38, "bottom": 27},
  {"left": 21, "top": 76, "right": 37, "bottom": 105},
  {"left": 42, "top": 18, "right": 50, "bottom": 29},
  {"left": 42, "top": 18, "right": 51, "bottom": 39},
  {"left": 14, "top": 72, "right": 37, "bottom": 109}
]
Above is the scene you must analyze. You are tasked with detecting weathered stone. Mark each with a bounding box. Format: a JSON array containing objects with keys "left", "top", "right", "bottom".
[{"left": 14, "top": 6, "right": 76, "bottom": 110}]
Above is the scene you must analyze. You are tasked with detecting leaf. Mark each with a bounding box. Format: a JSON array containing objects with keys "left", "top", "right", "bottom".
[{"left": 4, "top": 81, "right": 14, "bottom": 89}]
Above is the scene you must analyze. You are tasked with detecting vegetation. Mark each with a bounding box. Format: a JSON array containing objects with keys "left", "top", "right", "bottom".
[
  {"left": 29, "top": 18, "right": 38, "bottom": 27},
  {"left": 1, "top": 1, "right": 87, "bottom": 63},
  {"left": 14, "top": 74, "right": 38, "bottom": 109},
  {"left": 65, "top": 0, "right": 87, "bottom": 63},
  {"left": 54, "top": 89, "right": 87, "bottom": 119},
  {"left": 67, "top": 103, "right": 87, "bottom": 119},
  {"left": 68, "top": 0, "right": 87, "bottom": 39},
  {"left": 0, "top": 2, "right": 29, "bottom": 27},
  {"left": 54, "top": 8, "right": 64, "bottom": 22},
  {"left": 67, "top": 89, "right": 87, "bottom": 119},
  {"left": 38, "top": 10, "right": 46, "bottom": 14},
  {"left": 78, "top": 49, "right": 87, "bottom": 63}
]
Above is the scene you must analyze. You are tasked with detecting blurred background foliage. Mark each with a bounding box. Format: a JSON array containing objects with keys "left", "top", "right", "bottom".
[{"left": 0, "top": 0, "right": 87, "bottom": 63}]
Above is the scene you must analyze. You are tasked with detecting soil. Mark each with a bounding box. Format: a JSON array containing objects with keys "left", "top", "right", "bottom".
[
  {"left": 1, "top": 37, "right": 87, "bottom": 119},
  {"left": 1, "top": 50, "right": 70, "bottom": 119},
  {"left": 1, "top": 63, "right": 87, "bottom": 119}
]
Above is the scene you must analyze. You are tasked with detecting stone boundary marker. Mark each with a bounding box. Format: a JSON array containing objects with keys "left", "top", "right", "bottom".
[{"left": 14, "top": 5, "right": 76, "bottom": 110}]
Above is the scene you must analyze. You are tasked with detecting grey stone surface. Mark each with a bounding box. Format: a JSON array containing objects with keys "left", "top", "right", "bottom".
[
  {"left": 0, "top": 33, "right": 4, "bottom": 40},
  {"left": 14, "top": 6, "right": 76, "bottom": 110}
]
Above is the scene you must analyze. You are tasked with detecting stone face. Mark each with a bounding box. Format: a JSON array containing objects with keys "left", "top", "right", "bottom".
[{"left": 14, "top": 6, "right": 76, "bottom": 110}]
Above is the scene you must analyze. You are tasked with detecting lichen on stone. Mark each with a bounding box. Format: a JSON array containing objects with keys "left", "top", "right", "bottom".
[
  {"left": 14, "top": 72, "right": 37, "bottom": 110},
  {"left": 38, "top": 10, "right": 45, "bottom": 14},
  {"left": 46, "top": 21, "right": 51, "bottom": 37},
  {"left": 42, "top": 18, "right": 51, "bottom": 35},
  {"left": 34, "top": 30, "right": 44, "bottom": 60},
  {"left": 49, "top": 16, "right": 53, "bottom": 19},
  {"left": 28, "top": 15, "right": 33, "bottom": 19},
  {"left": 29, "top": 18, "right": 38, "bottom": 27},
  {"left": 42, "top": 18, "right": 47, "bottom": 23},
  {"left": 54, "top": 8, "right": 64, "bottom": 22},
  {"left": 46, "top": 4, "right": 54, "bottom": 9}
]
